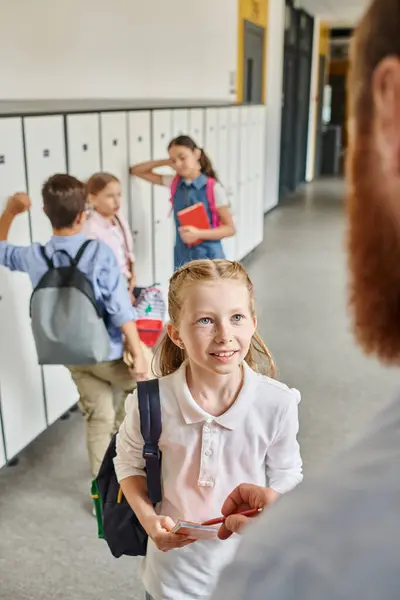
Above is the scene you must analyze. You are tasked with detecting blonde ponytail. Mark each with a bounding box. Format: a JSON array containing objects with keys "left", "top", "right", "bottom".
[{"left": 154, "top": 332, "right": 186, "bottom": 377}]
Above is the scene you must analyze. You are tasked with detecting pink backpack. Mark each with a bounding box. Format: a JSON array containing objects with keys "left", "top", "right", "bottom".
[{"left": 169, "top": 176, "right": 221, "bottom": 228}]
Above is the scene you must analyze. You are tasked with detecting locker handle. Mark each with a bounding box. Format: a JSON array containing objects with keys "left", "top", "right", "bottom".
[
  {"left": 133, "top": 230, "right": 139, "bottom": 235},
  {"left": 0, "top": 155, "right": 4, "bottom": 164},
  {"left": 82, "top": 143, "right": 88, "bottom": 151},
  {"left": 113, "top": 139, "right": 118, "bottom": 146},
  {"left": 161, "top": 133, "right": 165, "bottom": 139},
  {"left": 43, "top": 149, "right": 50, "bottom": 157},
  {"left": 138, "top": 136, "right": 143, "bottom": 142}
]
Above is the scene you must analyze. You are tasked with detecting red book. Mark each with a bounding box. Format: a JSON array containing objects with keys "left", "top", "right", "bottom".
[{"left": 177, "top": 202, "right": 210, "bottom": 247}]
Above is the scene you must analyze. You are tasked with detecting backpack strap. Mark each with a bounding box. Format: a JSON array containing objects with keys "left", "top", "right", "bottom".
[
  {"left": 206, "top": 178, "right": 220, "bottom": 228},
  {"left": 39, "top": 246, "right": 54, "bottom": 269},
  {"left": 74, "top": 239, "right": 93, "bottom": 266},
  {"left": 169, "top": 175, "right": 181, "bottom": 215},
  {"left": 137, "top": 379, "right": 162, "bottom": 504}
]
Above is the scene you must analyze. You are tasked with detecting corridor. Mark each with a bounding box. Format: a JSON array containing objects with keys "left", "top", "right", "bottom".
[{"left": 0, "top": 179, "right": 398, "bottom": 600}]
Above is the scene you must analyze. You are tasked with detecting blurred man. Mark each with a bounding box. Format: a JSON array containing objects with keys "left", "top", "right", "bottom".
[{"left": 211, "top": 2, "right": 400, "bottom": 598}]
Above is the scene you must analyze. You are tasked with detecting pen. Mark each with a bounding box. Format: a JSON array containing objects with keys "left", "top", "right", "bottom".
[{"left": 201, "top": 508, "right": 262, "bottom": 527}]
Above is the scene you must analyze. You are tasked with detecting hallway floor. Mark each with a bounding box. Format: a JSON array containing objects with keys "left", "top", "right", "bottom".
[{"left": 1, "top": 179, "right": 398, "bottom": 600}]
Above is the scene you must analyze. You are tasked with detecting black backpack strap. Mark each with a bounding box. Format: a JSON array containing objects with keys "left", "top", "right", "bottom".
[
  {"left": 39, "top": 246, "right": 54, "bottom": 269},
  {"left": 137, "top": 379, "right": 162, "bottom": 505},
  {"left": 74, "top": 239, "right": 93, "bottom": 266}
]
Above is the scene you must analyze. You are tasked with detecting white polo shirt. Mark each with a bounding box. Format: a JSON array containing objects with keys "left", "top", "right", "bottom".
[{"left": 114, "top": 361, "right": 303, "bottom": 600}]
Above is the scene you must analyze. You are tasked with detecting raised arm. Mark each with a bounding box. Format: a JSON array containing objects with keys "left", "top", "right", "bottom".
[{"left": 129, "top": 159, "right": 173, "bottom": 186}]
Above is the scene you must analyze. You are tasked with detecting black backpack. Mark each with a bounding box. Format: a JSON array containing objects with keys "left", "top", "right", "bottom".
[{"left": 91, "top": 378, "right": 162, "bottom": 558}]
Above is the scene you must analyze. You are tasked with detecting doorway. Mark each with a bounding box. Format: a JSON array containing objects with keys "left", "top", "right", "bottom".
[
  {"left": 279, "top": 3, "right": 314, "bottom": 199},
  {"left": 243, "top": 21, "right": 265, "bottom": 104}
]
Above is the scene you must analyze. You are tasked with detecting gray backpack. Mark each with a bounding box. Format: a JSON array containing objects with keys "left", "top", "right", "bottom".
[{"left": 30, "top": 240, "right": 111, "bottom": 366}]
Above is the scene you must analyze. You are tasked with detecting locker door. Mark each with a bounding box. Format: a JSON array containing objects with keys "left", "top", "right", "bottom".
[
  {"left": 188, "top": 109, "right": 204, "bottom": 147},
  {"left": 152, "top": 111, "right": 174, "bottom": 296},
  {"left": 100, "top": 112, "right": 130, "bottom": 223},
  {"left": 237, "top": 107, "right": 249, "bottom": 260},
  {"left": 0, "top": 117, "right": 46, "bottom": 460},
  {"left": 205, "top": 108, "right": 218, "bottom": 165},
  {"left": 66, "top": 113, "right": 101, "bottom": 180},
  {"left": 172, "top": 109, "right": 189, "bottom": 137},
  {"left": 228, "top": 108, "right": 240, "bottom": 261},
  {"left": 246, "top": 107, "right": 258, "bottom": 255},
  {"left": 255, "top": 106, "right": 266, "bottom": 246},
  {"left": 24, "top": 116, "right": 67, "bottom": 244},
  {"left": 128, "top": 111, "right": 154, "bottom": 287},
  {"left": 23, "top": 115, "right": 78, "bottom": 426},
  {"left": 217, "top": 109, "right": 234, "bottom": 260}
]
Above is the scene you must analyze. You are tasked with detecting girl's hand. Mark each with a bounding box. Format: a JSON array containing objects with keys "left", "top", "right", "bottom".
[
  {"left": 130, "top": 350, "right": 149, "bottom": 382},
  {"left": 179, "top": 226, "right": 201, "bottom": 245},
  {"left": 143, "top": 515, "right": 196, "bottom": 552}
]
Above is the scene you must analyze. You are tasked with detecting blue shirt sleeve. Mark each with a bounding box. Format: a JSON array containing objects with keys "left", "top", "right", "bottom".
[
  {"left": 96, "top": 244, "right": 137, "bottom": 327},
  {"left": 0, "top": 241, "right": 34, "bottom": 272}
]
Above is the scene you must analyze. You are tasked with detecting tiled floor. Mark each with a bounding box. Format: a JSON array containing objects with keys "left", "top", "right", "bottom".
[{"left": 1, "top": 178, "right": 398, "bottom": 599}]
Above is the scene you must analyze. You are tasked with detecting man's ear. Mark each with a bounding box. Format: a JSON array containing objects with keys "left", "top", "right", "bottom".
[
  {"left": 372, "top": 57, "right": 400, "bottom": 175},
  {"left": 167, "top": 322, "right": 183, "bottom": 348}
]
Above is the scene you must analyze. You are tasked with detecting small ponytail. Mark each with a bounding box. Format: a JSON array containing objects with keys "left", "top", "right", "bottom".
[
  {"left": 154, "top": 332, "right": 185, "bottom": 377},
  {"left": 168, "top": 135, "right": 218, "bottom": 181},
  {"left": 199, "top": 149, "right": 218, "bottom": 180}
]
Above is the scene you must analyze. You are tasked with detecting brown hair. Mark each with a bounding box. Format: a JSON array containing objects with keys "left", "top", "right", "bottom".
[
  {"left": 154, "top": 259, "right": 276, "bottom": 377},
  {"left": 168, "top": 135, "right": 218, "bottom": 180},
  {"left": 87, "top": 172, "right": 120, "bottom": 196},
  {"left": 42, "top": 174, "right": 86, "bottom": 229}
]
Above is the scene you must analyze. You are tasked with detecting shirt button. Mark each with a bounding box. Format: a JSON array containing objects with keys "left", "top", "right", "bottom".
[
  {"left": 206, "top": 418, "right": 213, "bottom": 424},
  {"left": 205, "top": 449, "right": 212, "bottom": 457}
]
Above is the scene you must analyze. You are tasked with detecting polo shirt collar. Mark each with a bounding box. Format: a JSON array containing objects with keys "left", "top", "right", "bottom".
[
  {"left": 173, "top": 361, "right": 256, "bottom": 430},
  {"left": 180, "top": 174, "right": 207, "bottom": 190}
]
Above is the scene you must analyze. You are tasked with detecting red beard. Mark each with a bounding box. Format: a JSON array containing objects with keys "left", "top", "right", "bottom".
[{"left": 347, "top": 129, "right": 400, "bottom": 363}]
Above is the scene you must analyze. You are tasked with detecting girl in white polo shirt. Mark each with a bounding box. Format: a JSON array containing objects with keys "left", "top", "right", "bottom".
[{"left": 114, "top": 259, "right": 303, "bottom": 600}]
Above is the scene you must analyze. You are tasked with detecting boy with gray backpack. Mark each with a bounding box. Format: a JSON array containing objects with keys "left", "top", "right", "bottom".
[{"left": 0, "top": 174, "right": 151, "bottom": 479}]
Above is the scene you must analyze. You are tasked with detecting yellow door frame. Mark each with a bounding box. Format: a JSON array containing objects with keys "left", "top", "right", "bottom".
[{"left": 237, "top": 0, "right": 268, "bottom": 104}]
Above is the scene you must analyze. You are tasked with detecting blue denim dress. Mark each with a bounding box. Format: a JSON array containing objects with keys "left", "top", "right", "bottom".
[{"left": 173, "top": 174, "right": 225, "bottom": 270}]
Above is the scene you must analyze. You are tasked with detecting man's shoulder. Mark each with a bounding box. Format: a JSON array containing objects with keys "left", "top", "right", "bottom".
[{"left": 212, "top": 395, "right": 400, "bottom": 600}]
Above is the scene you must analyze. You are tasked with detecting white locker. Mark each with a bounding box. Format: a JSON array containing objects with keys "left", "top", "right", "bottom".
[
  {"left": 66, "top": 113, "right": 101, "bottom": 181},
  {"left": 23, "top": 115, "right": 78, "bottom": 426},
  {"left": 254, "top": 106, "right": 266, "bottom": 247},
  {"left": 217, "top": 109, "right": 235, "bottom": 261},
  {"left": 0, "top": 117, "right": 46, "bottom": 460},
  {"left": 0, "top": 422, "right": 5, "bottom": 468},
  {"left": 228, "top": 107, "right": 240, "bottom": 253},
  {"left": 100, "top": 112, "right": 130, "bottom": 223},
  {"left": 172, "top": 109, "right": 189, "bottom": 137},
  {"left": 24, "top": 116, "right": 67, "bottom": 244},
  {"left": 205, "top": 108, "right": 218, "bottom": 165},
  {"left": 246, "top": 107, "right": 259, "bottom": 256},
  {"left": 237, "top": 107, "right": 249, "bottom": 260},
  {"left": 188, "top": 109, "right": 204, "bottom": 147},
  {"left": 128, "top": 111, "right": 154, "bottom": 287},
  {"left": 152, "top": 111, "right": 174, "bottom": 296}
]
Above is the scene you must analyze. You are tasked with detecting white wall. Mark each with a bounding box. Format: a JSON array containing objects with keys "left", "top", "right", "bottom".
[
  {"left": 263, "top": 0, "right": 285, "bottom": 212},
  {"left": 0, "top": 0, "right": 237, "bottom": 100}
]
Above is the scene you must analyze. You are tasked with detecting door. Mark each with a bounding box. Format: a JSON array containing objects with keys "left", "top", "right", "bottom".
[
  {"left": 314, "top": 55, "right": 326, "bottom": 177},
  {"left": 243, "top": 21, "right": 264, "bottom": 104},
  {"left": 23, "top": 115, "right": 78, "bottom": 426},
  {"left": 0, "top": 117, "right": 46, "bottom": 460},
  {"left": 128, "top": 111, "right": 154, "bottom": 287},
  {"left": 66, "top": 113, "right": 101, "bottom": 180},
  {"left": 100, "top": 112, "right": 130, "bottom": 224},
  {"left": 237, "top": 107, "right": 249, "bottom": 260},
  {"left": 152, "top": 110, "right": 174, "bottom": 295},
  {"left": 205, "top": 109, "right": 218, "bottom": 166},
  {"left": 172, "top": 109, "right": 189, "bottom": 137},
  {"left": 217, "top": 109, "right": 234, "bottom": 260},
  {"left": 228, "top": 107, "right": 239, "bottom": 260},
  {"left": 188, "top": 109, "right": 204, "bottom": 147},
  {"left": 279, "top": 51, "right": 298, "bottom": 198}
]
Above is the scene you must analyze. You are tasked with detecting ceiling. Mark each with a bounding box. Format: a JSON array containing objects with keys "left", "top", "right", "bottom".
[{"left": 298, "top": 0, "right": 369, "bottom": 25}]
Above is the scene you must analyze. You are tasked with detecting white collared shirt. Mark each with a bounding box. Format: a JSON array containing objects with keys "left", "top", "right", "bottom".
[{"left": 114, "top": 362, "right": 303, "bottom": 600}]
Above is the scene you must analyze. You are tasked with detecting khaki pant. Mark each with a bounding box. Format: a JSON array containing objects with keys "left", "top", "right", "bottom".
[{"left": 68, "top": 344, "right": 153, "bottom": 477}]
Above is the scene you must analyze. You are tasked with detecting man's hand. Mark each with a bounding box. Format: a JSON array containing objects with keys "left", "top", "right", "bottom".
[
  {"left": 179, "top": 225, "right": 202, "bottom": 245},
  {"left": 218, "top": 484, "right": 280, "bottom": 540},
  {"left": 142, "top": 514, "right": 196, "bottom": 552},
  {"left": 6, "top": 192, "right": 31, "bottom": 215}
]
